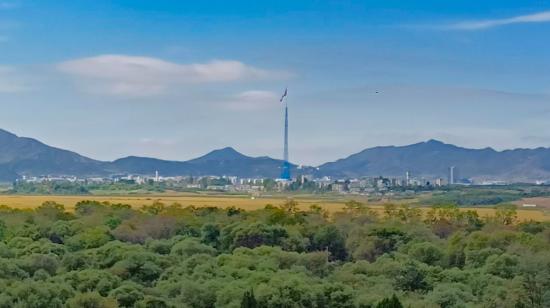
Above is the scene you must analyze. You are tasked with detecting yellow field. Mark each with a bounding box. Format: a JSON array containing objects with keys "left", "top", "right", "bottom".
[
  {"left": 0, "top": 194, "right": 549, "bottom": 222},
  {"left": 0, "top": 194, "right": 347, "bottom": 211},
  {"left": 514, "top": 197, "right": 550, "bottom": 209}
]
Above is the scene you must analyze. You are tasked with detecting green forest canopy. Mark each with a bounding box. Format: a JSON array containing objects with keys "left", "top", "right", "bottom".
[{"left": 0, "top": 200, "right": 549, "bottom": 307}]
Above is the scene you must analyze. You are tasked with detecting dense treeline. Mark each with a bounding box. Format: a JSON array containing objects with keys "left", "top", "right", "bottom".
[
  {"left": 0, "top": 200, "right": 549, "bottom": 307},
  {"left": 421, "top": 184, "right": 550, "bottom": 206},
  {"left": 8, "top": 181, "right": 167, "bottom": 195},
  {"left": 7, "top": 178, "right": 315, "bottom": 195}
]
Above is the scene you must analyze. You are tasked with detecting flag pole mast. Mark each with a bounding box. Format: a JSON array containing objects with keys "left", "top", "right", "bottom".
[
  {"left": 284, "top": 98, "right": 289, "bottom": 164},
  {"left": 280, "top": 88, "right": 291, "bottom": 180}
]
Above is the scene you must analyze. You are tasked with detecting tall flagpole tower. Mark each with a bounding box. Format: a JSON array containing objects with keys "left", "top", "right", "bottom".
[{"left": 280, "top": 88, "right": 291, "bottom": 180}]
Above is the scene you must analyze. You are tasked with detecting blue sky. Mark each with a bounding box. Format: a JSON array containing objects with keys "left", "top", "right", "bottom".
[{"left": 1, "top": 0, "right": 550, "bottom": 165}]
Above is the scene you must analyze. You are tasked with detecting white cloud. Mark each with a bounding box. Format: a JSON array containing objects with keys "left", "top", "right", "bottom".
[
  {"left": 225, "top": 90, "right": 280, "bottom": 110},
  {"left": 57, "top": 55, "right": 289, "bottom": 97},
  {"left": 0, "top": 66, "right": 26, "bottom": 93},
  {"left": 449, "top": 10, "right": 550, "bottom": 30}
]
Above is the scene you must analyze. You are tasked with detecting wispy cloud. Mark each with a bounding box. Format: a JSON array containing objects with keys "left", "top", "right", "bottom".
[
  {"left": 57, "top": 55, "right": 290, "bottom": 97},
  {"left": 448, "top": 10, "right": 550, "bottom": 30},
  {"left": 0, "top": 66, "right": 27, "bottom": 93},
  {"left": 225, "top": 90, "right": 280, "bottom": 111}
]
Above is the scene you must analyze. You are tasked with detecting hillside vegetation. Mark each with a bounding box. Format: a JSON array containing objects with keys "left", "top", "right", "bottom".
[{"left": 0, "top": 201, "right": 549, "bottom": 307}]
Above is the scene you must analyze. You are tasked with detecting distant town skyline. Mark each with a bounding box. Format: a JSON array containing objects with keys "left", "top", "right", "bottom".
[{"left": 1, "top": 1, "right": 550, "bottom": 165}]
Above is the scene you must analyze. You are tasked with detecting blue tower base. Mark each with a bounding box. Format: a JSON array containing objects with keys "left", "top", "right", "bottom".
[{"left": 280, "top": 161, "right": 291, "bottom": 180}]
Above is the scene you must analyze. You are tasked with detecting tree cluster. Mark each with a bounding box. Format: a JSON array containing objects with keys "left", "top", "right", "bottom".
[{"left": 0, "top": 200, "right": 548, "bottom": 307}]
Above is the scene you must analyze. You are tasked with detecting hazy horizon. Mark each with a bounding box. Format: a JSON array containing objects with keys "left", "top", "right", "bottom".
[{"left": 1, "top": 1, "right": 550, "bottom": 165}]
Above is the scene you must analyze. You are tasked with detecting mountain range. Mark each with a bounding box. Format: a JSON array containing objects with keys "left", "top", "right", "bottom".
[
  {"left": 317, "top": 139, "right": 550, "bottom": 182},
  {"left": 2, "top": 128, "right": 550, "bottom": 182},
  {"left": 0, "top": 129, "right": 306, "bottom": 181}
]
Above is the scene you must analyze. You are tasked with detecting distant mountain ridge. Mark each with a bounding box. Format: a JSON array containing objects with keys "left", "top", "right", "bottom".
[
  {"left": 316, "top": 139, "right": 550, "bottom": 182},
  {"left": 0, "top": 129, "right": 305, "bottom": 181},
  {"left": 0, "top": 129, "right": 107, "bottom": 180},
  {"left": 2, "top": 128, "right": 550, "bottom": 182},
  {"left": 111, "top": 147, "right": 303, "bottom": 178}
]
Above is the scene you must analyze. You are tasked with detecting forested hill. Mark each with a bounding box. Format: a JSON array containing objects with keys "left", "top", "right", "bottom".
[
  {"left": 317, "top": 139, "right": 550, "bottom": 182},
  {"left": 111, "top": 147, "right": 310, "bottom": 178},
  {"left": 0, "top": 200, "right": 546, "bottom": 307},
  {"left": 0, "top": 129, "right": 107, "bottom": 180},
  {"left": 0, "top": 129, "right": 308, "bottom": 180}
]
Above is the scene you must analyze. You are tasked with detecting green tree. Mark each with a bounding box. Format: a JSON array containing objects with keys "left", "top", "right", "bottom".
[
  {"left": 0, "top": 219, "right": 7, "bottom": 241},
  {"left": 201, "top": 223, "right": 221, "bottom": 248},
  {"left": 241, "top": 289, "right": 258, "bottom": 308},
  {"left": 394, "top": 262, "right": 430, "bottom": 292},
  {"left": 66, "top": 226, "right": 111, "bottom": 250},
  {"left": 171, "top": 238, "right": 217, "bottom": 257},
  {"left": 375, "top": 295, "right": 403, "bottom": 308},
  {"left": 36, "top": 201, "right": 70, "bottom": 220},
  {"left": 312, "top": 225, "right": 348, "bottom": 261},
  {"left": 409, "top": 242, "right": 443, "bottom": 266},
  {"left": 494, "top": 205, "right": 518, "bottom": 225},
  {"left": 66, "top": 292, "right": 118, "bottom": 308},
  {"left": 109, "top": 282, "right": 144, "bottom": 307},
  {"left": 222, "top": 222, "right": 288, "bottom": 250}
]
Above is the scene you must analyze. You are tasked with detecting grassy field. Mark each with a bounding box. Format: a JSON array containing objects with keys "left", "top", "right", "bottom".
[
  {"left": 0, "top": 194, "right": 347, "bottom": 211},
  {"left": 1, "top": 193, "right": 550, "bottom": 222}
]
